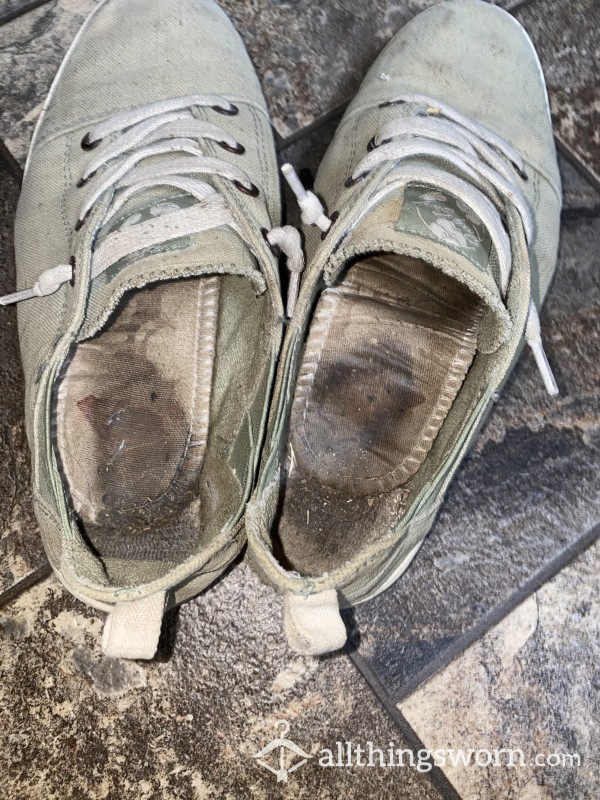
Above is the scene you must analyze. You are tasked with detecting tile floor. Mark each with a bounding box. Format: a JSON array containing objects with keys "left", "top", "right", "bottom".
[{"left": 0, "top": 1, "right": 598, "bottom": 798}]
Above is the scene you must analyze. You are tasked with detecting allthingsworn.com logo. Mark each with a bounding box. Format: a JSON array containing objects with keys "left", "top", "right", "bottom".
[{"left": 252, "top": 721, "right": 581, "bottom": 784}]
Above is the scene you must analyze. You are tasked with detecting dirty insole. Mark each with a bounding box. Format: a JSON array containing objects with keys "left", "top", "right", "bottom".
[
  {"left": 54, "top": 276, "right": 220, "bottom": 562},
  {"left": 275, "top": 254, "right": 482, "bottom": 574}
]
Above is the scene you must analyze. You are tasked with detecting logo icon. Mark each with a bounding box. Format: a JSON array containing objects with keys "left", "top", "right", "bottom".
[{"left": 252, "top": 720, "right": 312, "bottom": 783}]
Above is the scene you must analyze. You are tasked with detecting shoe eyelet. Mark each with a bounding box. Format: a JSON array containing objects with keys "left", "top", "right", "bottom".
[
  {"left": 218, "top": 140, "right": 245, "bottom": 155},
  {"left": 344, "top": 171, "right": 369, "bottom": 188},
  {"left": 378, "top": 99, "right": 404, "bottom": 109},
  {"left": 213, "top": 103, "right": 239, "bottom": 116},
  {"left": 81, "top": 133, "right": 101, "bottom": 150},
  {"left": 367, "top": 136, "right": 390, "bottom": 151},
  {"left": 233, "top": 179, "right": 259, "bottom": 197},
  {"left": 321, "top": 210, "right": 339, "bottom": 240},
  {"left": 76, "top": 170, "right": 96, "bottom": 188},
  {"left": 261, "top": 227, "right": 276, "bottom": 254},
  {"left": 75, "top": 209, "right": 91, "bottom": 231}
]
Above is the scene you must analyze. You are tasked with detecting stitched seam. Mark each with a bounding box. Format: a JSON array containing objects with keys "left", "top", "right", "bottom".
[{"left": 290, "top": 291, "right": 339, "bottom": 462}]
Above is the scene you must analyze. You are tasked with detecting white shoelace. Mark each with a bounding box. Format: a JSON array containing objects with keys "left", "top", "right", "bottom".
[
  {"left": 4, "top": 93, "right": 557, "bottom": 396},
  {"left": 281, "top": 93, "right": 558, "bottom": 396},
  {"left": 2, "top": 94, "right": 276, "bottom": 306}
]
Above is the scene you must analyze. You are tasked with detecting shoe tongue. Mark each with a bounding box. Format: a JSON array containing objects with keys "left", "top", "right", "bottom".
[
  {"left": 331, "top": 185, "right": 512, "bottom": 352},
  {"left": 81, "top": 191, "right": 261, "bottom": 339}
]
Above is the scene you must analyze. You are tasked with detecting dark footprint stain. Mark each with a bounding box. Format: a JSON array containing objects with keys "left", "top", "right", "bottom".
[
  {"left": 54, "top": 278, "right": 219, "bottom": 563},
  {"left": 276, "top": 254, "right": 482, "bottom": 575}
]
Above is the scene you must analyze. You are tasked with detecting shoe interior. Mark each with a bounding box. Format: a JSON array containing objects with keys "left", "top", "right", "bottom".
[
  {"left": 273, "top": 253, "right": 483, "bottom": 575},
  {"left": 54, "top": 274, "right": 272, "bottom": 585}
]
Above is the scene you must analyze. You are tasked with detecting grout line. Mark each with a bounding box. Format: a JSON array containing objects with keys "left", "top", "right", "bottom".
[
  {"left": 561, "top": 201, "right": 600, "bottom": 221},
  {"left": 554, "top": 135, "right": 600, "bottom": 197},
  {"left": 276, "top": 101, "right": 348, "bottom": 153},
  {"left": 0, "top": 561, "right": 53, "bottom": 609},
  {"left": 346, "top": 649, "right": 465, "bottom": 800},
  {"left": 0, "top": 141, "right": 24, "bottom": 184},
  {"left": 386, "top": 520, "right": 600, "bottom": 705},
  {"left": 0, "top": 0, "right": 53, "bottom": 27},
  {"left": 505, "top": 0, "right": 538, "bottom": 12},
  {"left": 271, "top": 125, "right": 285, "bottom": 151}
]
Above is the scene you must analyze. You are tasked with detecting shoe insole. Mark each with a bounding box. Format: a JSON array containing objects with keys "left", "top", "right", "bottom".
[
  {"left": 55, "top": 275, "right": 220, "bottom": 562},
  {"left": 274, "top": 254, "right": 482, "bottom": 575}
]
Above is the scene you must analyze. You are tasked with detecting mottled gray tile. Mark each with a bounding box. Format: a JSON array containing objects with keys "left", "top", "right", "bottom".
[
  {"left": 514, "top": 0, "right": 600, "bottom": 188},
  {"left": 278, "top": 110, "right": 344, "bottom": 230},
  {"left": 351, "top": 211, "right": 600, "bottom": 701},
  {"left": 559, "top": 153, "right": 600, "bottom": 214},
  {"left": 224, "top": 0, "right": 444, "bottom": 138},
  {"left": 0, "top": 0, "right": 516, "bottom": 163},
  {"left": 0, "top": 0, "right": 99, "bottom": 164},
  {"left": 0, "top": 0, "right": 52, "bottom": 26},
  {"left": 400, "top": 540, "right": 600, "bottom": 800},
  {"left": 0, "top": 562, "right": 444, "bottom": 799},
  {"left": 0, "top": 167, "right": 46, "bottom": 593}
]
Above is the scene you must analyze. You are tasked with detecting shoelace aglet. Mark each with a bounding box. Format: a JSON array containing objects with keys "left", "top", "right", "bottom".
[
  {"left": 530, "top": 339, "right": 559, "bottom": 397},
  {"left": 281, "top": 163, "right": 332, "bottom": 233},
  {"left": 526, "top": 300, "right": 558, "bottom": 397},
  {"left": 0, "top": 264, "right": 72, "bottom": 306}
]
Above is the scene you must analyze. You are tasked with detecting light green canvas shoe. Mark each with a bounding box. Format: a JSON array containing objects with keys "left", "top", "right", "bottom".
[
  {"left": 8, "top": 0, "right": 284, "bottom": 659},
  {"left": 246, "top": 0, "right": 561, "bottom": 655}
]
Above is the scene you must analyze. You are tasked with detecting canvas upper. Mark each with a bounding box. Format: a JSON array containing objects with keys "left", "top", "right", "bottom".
[
  {"left": 246, "top": 0, "right": 561, "bottom": 655},
  {"left": 13, "top": 0, "right": 284, "bottom": 657}
]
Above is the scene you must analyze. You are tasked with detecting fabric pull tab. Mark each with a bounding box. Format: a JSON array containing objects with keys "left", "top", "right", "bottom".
[
  {"left": 283, "top": 589, "right": 347, "bottom": 656},
  {"left": 102, "top": 590, "right": 167, "bottom": 660}
]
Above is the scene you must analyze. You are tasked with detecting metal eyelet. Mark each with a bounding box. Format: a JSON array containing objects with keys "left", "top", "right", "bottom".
[
  {"left": 81, "top": 133, "right": 101, "bottom": 150},
  {"left": 367, "top": 136, "right": 390, "bottom": 151},
  {"left": 218, "top": 140, "right": 245, "bottom": 155},
  {"left": 74, "top": 209, "right": 91, "bottom": 231},
  {"left": 321, "top": 210, "right": 339, "bottom": 240},
  {"left": 233, "top": 179, "right": 259, "bottom": 197},
  {"left": 261, "top": 227, "right": 276, "bottom": 254},
  {"left": 76, "top": 170, "right": 96, "bottom": 188},
  {"left": 344, "top": 171, "right": 369, "bottom": 188},
  {"left": 213, "top": 103, "right": 239, "bottom": 116}
]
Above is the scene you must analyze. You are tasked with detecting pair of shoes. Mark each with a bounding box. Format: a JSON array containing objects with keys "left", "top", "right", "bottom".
[{"left": 9, "top": 0, "right": 560, "bottom": 659}]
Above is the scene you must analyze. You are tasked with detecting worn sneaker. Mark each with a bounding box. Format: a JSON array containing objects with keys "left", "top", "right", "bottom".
[
  {"left": 246, "top": 0, "right": 561, "bottom": 655},
  {"left": 9, "top": 0, "right": 284, "bottom": 658}
]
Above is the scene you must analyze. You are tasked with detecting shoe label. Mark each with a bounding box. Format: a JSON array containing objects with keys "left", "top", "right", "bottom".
[{"left": 396, "top": 185, "right": 493, "bottom": 274}]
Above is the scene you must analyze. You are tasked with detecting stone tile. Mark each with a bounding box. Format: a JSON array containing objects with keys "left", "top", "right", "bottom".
[
  {"left": 0, "top": 166, "right": 46, "bottom": 593},
  {"left": 0, "top": 0, "right": 38, "bottom": 27},
  {"left": 0, "top": 0, "right": 47, "bottom": 26},
  {"left": 0, "top": 0, "right": 99, "bottom": 165},
  {"left": 559, "top": 154, "right": 600, "bottom": 214},
  {"left": 224, "top": 0, "right": 446, "bottom": 139},
  {"left": 514, "top": 0, "right": 600, "bottom": 188},
  {"left": 0, "top": 562, "right": 444, "bottom": 800},
  {"left": 400, "top": 540, "right": 600, "bottom": 799},
  {"left": 0, "top": 0, "right": 515, "bottom": 163},
  {"left": 278, "top": 110, "right": 344, "bottom": 229},
  {"left": 351, "top": 211, "right": 600, "bottom": 701}
]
